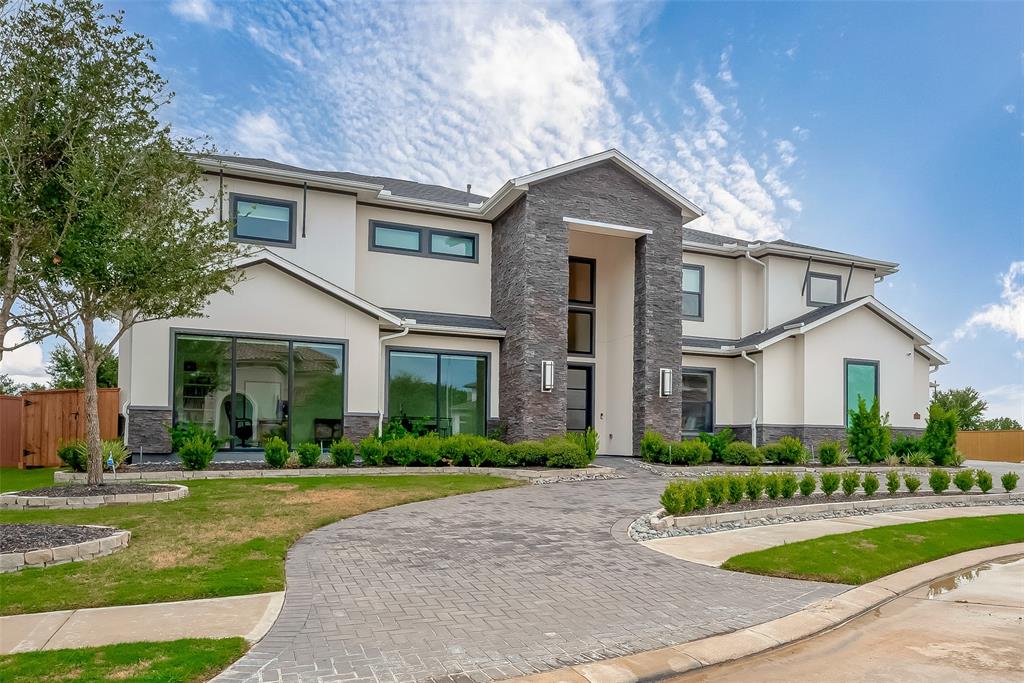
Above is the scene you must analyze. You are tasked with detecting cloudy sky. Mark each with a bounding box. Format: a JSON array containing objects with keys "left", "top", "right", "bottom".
[{"left": 3, "top": 0, "right": 1022, "bottom": 421}]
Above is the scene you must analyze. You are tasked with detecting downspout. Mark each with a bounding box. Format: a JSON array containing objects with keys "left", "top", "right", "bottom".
[
  {"left": 741, "top": 350, "right": 758, "bottom": 446},
  {"left": 743, "top": 250, "right": 768, "bottom": 333},
  {"left": 378, "top": 322, "right": 412, "bottom": 436}
]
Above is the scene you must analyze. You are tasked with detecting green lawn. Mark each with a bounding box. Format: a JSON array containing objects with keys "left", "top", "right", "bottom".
[
  {"left": 722, "top": 514, "right": 1024, "bottom": 584},
  {"left": 0, "top": 473, "right": 517, "bottom": 615},
  {"left": 0, "top": 467, "right": 61, "bottom": 493},
  {"left": 0, "top": 637, "right": 248, "bottom": 682}
]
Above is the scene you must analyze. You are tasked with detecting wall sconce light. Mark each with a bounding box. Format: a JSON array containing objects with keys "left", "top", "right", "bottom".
[
  {"left": 659, "top": 368, "right": 673, "bottom": 397},
  {"left": 541, "top": 361, "right": 554, "bottom": 392}
]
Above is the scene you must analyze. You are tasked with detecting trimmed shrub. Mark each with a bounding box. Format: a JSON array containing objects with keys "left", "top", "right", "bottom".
[
  {"left": 691, "top": 481, "right": 709, "bottom": 510},
  {"left": 817, "top": 439, "right": 843, "bottom": 466},
  {"left": 359, "top": 436, "right": 387, "bottom": 466},
  {"left": 905, "top": 451, "right": 933, "bottom": 467},
  {"left": 976, "top": 469, "right": 993, "bottom": 493},
  {"left": 821, "top": 472, "right": 840, "bottom": 497},
  {"left": 726, "top": 475, "right": 745, "bottom": 504},
  {"left": 773, "top": 436, "right": 809, "bottom": 465},
  {"left": 661, "top": 481, "right": 694, "bottom": 516},
  {"left": 929, "top": 468, "right": 951, "bottom": 494},
  {"left": 886, "top": 470, "right": 900, "bottom": 495},
  {"left": 903, "top": 474, "right": 922, "bottom": 493},
  {"left": 178, "top": 435, "right": 215, "bottom": 471},
  {"left": 545, "top": 439, "right": 590, "bottom": 468},
  {"left": 641, "top": 431, "right": 669, "bottom": 462},
  {"left": 565, "top": 427, "right": 599, "bottom": 464},
  {"left": 698, "top": 428, "right": 734, "bottom": 462},
  {"left": 263, "top": 436, "right": 289, "bottom": 468},
  {"left": 1001, "top": 472, "right": 1019, "bottom": 492},
  {"left": 919, "top": 404, "right": 958, "bottom": 466},
  {"left": 778, "top": 472, "right": 798, "bottom": 499},
  {"left": 953, "top": 469, "right": 975, "bottom": 493},
  {"left": 56, "top": 439, "right": 87, "bottom": 472},
  {"left": 847, "top": 396, "right": 891, "bottom": 464},
  {"left": 862, "top": 473, "right": 880, "bottom": 496},
  {"left": 507, "top": 440, "right": 547, "bottom": 467},
  {"left": 723, "top": 441, "right": 763, "bottom": 466},
  {"left": 168, "top": 421, "right": 223, "bottom": 453},
  {"left": 763, "top": 473, "right": 781, "bottom": 499},
  {"left": 329, "top": 438, "right": 356, "bottom": 467},
  {"left": 704, "top": 476, "right": 726, "bottom": 506},
  {"left": 798, "top": 473, "right": 816, "bottom": 497},
  {"left": 296, "top": 442, "right": 322, "bottom": 467},
  {"left": 841, "top": 471, "right": 860, "bottom": 497},
  {"left": 758, "top": 443, "right": 783, "bottom": 464},
  {"left": 675, "top": 439, "right": 713, "bottom": 466},
  {"left": 744, "top": 471, "right": 765, "bottom": 501}
]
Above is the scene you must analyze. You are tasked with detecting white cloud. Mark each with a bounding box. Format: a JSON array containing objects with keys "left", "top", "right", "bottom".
[
  {"left": 952, "top": 261, "right": 1024, "bottom": 343},
  {"left": 980, "top": 384, "right": 1024, "bottom": 422},
  {"left": 791, "top": 125, "right": 810, "bottom": 141},
  {"left": 233, "top": 111, "right": 300, "bottom": 165},
  {"left": 717, "top": 45, "right": 735, "bottom": 86},
  {"left": 1005, "top": 104, "right": 1017, "bottom": 114},
  {"left": 169, "top": 0, "right": 231, "bottom": 28},
  {"left": 775, "top": 139, "right": 798, "bottom": 168},
  {"left": 0, "top": 329, "right": 47, "bottom": 385}
]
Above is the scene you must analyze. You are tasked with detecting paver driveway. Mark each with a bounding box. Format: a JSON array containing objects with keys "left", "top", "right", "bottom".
[{"left": 215, "top": 459, "right": 843, "bottom": 683}]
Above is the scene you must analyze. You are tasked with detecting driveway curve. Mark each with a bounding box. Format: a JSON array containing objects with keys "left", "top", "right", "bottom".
[{"left": 215, "top": 459, "right": 842, "bottom": 683}]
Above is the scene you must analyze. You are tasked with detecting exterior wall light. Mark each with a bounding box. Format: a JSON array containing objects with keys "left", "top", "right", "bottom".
[
  {"left": 659, "top": 368, "right": 673, "bottom": 397},
  {"left": 541, "top": 361, "right": 554, "bottom": 392}
]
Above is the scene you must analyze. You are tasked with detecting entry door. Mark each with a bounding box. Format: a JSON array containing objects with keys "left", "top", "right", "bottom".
[{"left": 566, "top": 365, "right": 593, "bottom": 433}]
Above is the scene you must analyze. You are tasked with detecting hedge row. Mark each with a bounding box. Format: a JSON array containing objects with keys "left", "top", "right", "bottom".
[{"left": 358, "top": 433, "right": 593, "bottom": 469}]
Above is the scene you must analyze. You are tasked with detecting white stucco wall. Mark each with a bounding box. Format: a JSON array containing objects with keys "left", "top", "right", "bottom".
[
  {"left": 761, "top": 338, "right": 805, "bottom": 425},
  {"left": 355, "top": 206, "right": 492, "bottom": 316},
  {"left": 681, "top": 252, "right": 738, "bottom": 340},
  {"left": 568, "top": 230, "right": 636, "bottom": 455},
  {"left": 766, "top": 255, "right": 876, "bottom": 328}
]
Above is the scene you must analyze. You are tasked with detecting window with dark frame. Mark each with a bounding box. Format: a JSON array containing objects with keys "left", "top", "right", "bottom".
[
  {"left": 370, "top": 220, "right": 477, "bottom": 261},
  {"left": 231, "top": 194, "right": 296, "bottom": 246},
  {"left": 808, "top": 272, "right": 841, "bottom": 306},
  {"left": 845, "top": 359, "right": 879, "bottom": 425},
  {"left": 568, "top": 257, "right": 595, "bottom": 355},
  {"left": 681, "top": 369, "right": 713, "bottom": 433},
  {"left": 682, "top": 264, "right": 704, "bottom": 320}
]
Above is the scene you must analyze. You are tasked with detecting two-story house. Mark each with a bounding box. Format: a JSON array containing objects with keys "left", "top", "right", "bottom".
[{"left": 118, "top": 149, "right": 946, "bottom": 457}]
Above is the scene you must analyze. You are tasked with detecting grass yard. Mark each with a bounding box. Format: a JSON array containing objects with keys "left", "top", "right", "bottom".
[
  {"left": 0, "top": 473, "right": 517, "bottom": 615},
  {"left": 0, "top": 637, "right": 248, "bottom": 682},
  {"left": 722, "top": 514, "right": 1024, "bottom": 584},
  {"left": 0, "top": 467, "right": 62, "bottom": 494}
]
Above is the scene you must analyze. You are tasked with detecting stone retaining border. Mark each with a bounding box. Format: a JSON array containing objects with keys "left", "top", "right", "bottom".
[
  {"left": 0, "top": 483, "right": 189, "bottom": 509},
  {"left": 0, "top": 526, "right": 130, "bottom": 573},
  {"left": 637, "top": 460, "right": 975, "bottom": 479},
  {"left": 53, "top": 465, "right": 615, "bottom": 485},
  {"left": 635, "top": 491, "right": 1024, "bottom": 539}
]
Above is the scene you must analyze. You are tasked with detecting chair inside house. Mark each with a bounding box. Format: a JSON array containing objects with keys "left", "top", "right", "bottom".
[{"left": 222, "top": 393, "right": 256, "bottom": 447}]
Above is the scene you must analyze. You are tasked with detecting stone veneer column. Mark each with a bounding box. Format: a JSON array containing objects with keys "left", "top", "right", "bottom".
[{"left": 126, "top": 407, "right": 173, "bottom": 453}]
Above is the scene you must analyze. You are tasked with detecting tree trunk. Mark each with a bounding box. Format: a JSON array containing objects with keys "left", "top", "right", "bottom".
[{"left": 82, "top": 316, "right": 103, "bottom": 485}]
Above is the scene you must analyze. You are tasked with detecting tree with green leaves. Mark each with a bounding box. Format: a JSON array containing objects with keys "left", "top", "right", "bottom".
[
  {"left": 6, "top": 0, "right": 242, "bottom": 483},
  {"left": 930, "top": 386, "right": 987, "bottom": 431},
  {"left": 46, "top": 343, "right": 117, "bottom": 389},
  {"left": 979, "top": 416, "right": 1022, "bottom": 431},
  {"left": 846, "top": 395, "right": 891, "bottom": 464},
  {"left": 919, "top": 403, "right": 958, "bottom": 465}
]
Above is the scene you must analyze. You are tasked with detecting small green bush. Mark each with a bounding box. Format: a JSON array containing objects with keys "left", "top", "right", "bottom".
[
  {"left": 976, "top": 469, "right": 993, "bottom": 493},
  {"left": 565, "top": 427, "right": 599, "bottom": 463},
  {"left": 1001, "top": 472, "right": 1019, "bottom": 492},
  {"left": 56, "top": 439, "right": 87, "bottom": 472},
  {"left": 847, "top": 396, "right": 891, "bottom": 464},
  {"left": 704, "top": 476, "right": 726, "bottom": 506},
  {"left": 168, "top": 422, "right": 223, "bottom": 453},
  {"left": 507, "top": 440, "right": 547, "bottom": 467},
  {"left": 295, "top": 442, "right": 322, "bottom": 467},
  {"left": 674, "top": 439, "right": 713, "bottom": 466},
  {"left": 545, "top": 439, "right": 590, "bottom": 468},
  {"left": 862, "top": 472, "right": 880, "bottom": 496},
  {"left": 952, "top": 469, "right": 975, "bottom": 493},
  {"left": 661, "top": 481, "right": 694, "bottom": 515},
  {"left": 698, "top": 428, "right": 734, "bottom": 461},
  {"left": 903, "top": 474, "right": 922, "bottom": 493},
  {"left": 773, "top": 436, "right": 809, "bottom": 465},
  {"left": 905, "top": 451, "right": 934, "bottom": 467},
  {"left": 841, "top": 471, "right": 861, "bottom": 496},
  {"left": 757, "top": 443, "right": 783, "bottom": 464},
  {"left": 263, "top": 436, "right": 289, "bottom": 468},
  {"left": 821, "top": 472, "right": 840, "bottom": 496},
  {"left": 359, "top": 436, "right": 387, "bottom": 466},
  {"left": 763, "top": 473, "right": 781, "bottom": 499},
  {"left": 919, "top": 404, "right": 958, "bottom": 466},
  {"left": 744, "top": 471, "right": 765, "bottom": 501},
  {"left": 891, "top": 434, "right": 919, "bottom": 458},
  {"left": 779, "top": 472, "right": 799, "bottom": 499},
  {"left": 178, "top": 435, "right": 215, "bottom": 470},
  {"left": 329, "top": 438, "right": 356, "bottom": 467},
  {"left": 929, "top": 468, "right": 951, "bottom": 494},
  {"left": 886, "top": 470, "right": 900, "bottom": 495},
  {"left": 798, "top": 473, "right": 816, "bottom": 496},
  {"left": 817, "top": 439, "right": 843, "bottom": 466},
  {"left": 640, "top": 431, "right": 669, "bottom": 462},
  {"left": 723, "top": 441, "right": 763, "bottom": 466},
  {"left": 726, "top": 475, "right": 745, "bottom": 504},
  {"left": 691, "top": 481, "right": 709, "bottom": 509}
]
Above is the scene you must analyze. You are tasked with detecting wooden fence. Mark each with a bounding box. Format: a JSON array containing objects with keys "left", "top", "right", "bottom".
[
  {"left": 956, "top": 430, "right": 1024, "bottom": 463},
  {"left": 0, "top": 388, "right": 120, "bottom": 468}
]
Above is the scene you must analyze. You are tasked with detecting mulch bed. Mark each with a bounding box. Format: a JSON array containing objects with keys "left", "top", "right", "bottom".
[
  {"left": 694, "top": 491, "right": 958, "bottom": 514},
  {"left": 0, "top": 524, "right": 117, "bottom": 553},
  {"left": 13, "top": 483, "right": 178, "bottom": 497}
]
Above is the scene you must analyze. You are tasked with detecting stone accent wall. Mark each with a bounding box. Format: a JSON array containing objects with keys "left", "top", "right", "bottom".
[
  {"left": 127, "top": 407, "right": 172, "bottom": 454},
  {"left": 344, "top": 414, "right": 379, "bottom": 443}
]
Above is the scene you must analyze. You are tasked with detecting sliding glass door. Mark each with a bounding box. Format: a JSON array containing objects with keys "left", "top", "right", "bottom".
[{"left": 387, "top": 350, "right": 487, "bottom": 435}]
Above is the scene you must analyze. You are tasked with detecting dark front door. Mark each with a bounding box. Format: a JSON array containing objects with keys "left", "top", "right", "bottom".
[{"left": 566, "top": 364, "right": 593, "bottom": 433}]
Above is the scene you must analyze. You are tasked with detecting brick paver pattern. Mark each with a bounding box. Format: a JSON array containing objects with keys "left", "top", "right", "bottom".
[{"left": 214, "top": 459, "right": 843, "bottom": 683}]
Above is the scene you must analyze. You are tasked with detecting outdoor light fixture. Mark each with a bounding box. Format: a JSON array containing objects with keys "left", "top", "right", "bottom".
[
  {"left": 541, "top": 361, "right": 554, "bottom": 392},
  {"left": 659, "top": 368, "right": 673, "bottom": 397}
]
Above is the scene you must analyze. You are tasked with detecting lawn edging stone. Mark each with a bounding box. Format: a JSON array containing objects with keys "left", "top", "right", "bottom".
[
  {"left": 0, "top": 526, "right": 130, "bottom": 573},
  {"left": 0, "top": 483, "right": 189, "bottom": 509}
]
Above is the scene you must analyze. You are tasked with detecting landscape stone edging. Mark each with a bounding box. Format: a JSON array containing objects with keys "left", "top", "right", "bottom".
[
  {"left": 53, "top": 465, "right": 615, "bottom": 485},
  {"left": 637, "top": 460, "right": 977, "bottom": 478},
  {"left": 0, "top": 526, "right": 130, "bottom": 573},
  {"left": 634, "top": 491, "right": 1024, "bottom": 539},
  {"left": 0, "top": 483, "right": 189, "bottom": 509}
]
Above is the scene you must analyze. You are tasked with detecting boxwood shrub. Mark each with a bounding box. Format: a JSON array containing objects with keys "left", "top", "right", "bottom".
[
  {"left": 929, "top": 468, "right": 951, "bottom": 493},
  {"left": 56, "top": 439, "right": 88, "bottom": 472},
  {"left": 359, "top": 436, "right": 388, "bottom": 466},
  {"left": 723, "top": 441, "right": 763, "bottom": 466},
  {"left": 263, "top": 436, "right": 289, "bottom": 469},
  {"left": 771, "top": 436, "right": 809, "bottom": 465},
  {"left": 178, "top": 435, "right": 215, "bottom": 471},
  {"left": 296, "top": 442, "right": 322, "bottom": 468},
  {"left": 820, "top": 472, "right": 840, "bottom": 496},
  {"left": 817, "top": 439, "right": 843, "bottom": 466},
  {"left": 329, "top": 438, "right": 356, "bottom": 467},
  {"left": 976, "top": 469, "right": 993, "bottom": 493}
]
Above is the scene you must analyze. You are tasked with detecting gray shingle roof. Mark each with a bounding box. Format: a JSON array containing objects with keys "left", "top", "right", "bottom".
[
  {"left": 386, "top": 309, "right": 505, "bottom": 332},
  {"left": 207, "top": 155, "right": 488, "bottom": 206},
  {"left": 682, "top": 227, "right": 872, "bottom": 261}
]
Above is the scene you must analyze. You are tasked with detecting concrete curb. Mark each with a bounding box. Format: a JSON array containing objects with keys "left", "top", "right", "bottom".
[
  {"left": 53, "top": 465, "right": 614, "bottom": 485},
  {"left": 0, "top": 483, "right": 189, "bottom": 509},
  {"left": 0, "top": 526, "right": 130, "bottom": 573},
  {"left": 504, "top": 542, "right": 1024, "bottom": 683}
]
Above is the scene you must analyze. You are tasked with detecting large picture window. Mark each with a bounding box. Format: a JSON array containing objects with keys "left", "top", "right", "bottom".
[
  {"left": 681, "top": 369, "right": 714, "bottom": 433},
  {"left": 230, "top": 194, "right": 296, "bottom": 246},
  {"left": 682, "top": 264, "right": 704, "bottom": 320},
  {"left": 387, "top": 350, "right": 487, "bottom": 436},
  {"left": 845, "top": 359, "right": 879, "bottom": 424},
  {"left": 173, "top": 333, "right": 345, "bottom": 450}
]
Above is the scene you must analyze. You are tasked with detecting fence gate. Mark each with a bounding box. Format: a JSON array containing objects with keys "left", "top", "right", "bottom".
[{"left": 5, "top": 389, "right": 120, "bottom": 468}]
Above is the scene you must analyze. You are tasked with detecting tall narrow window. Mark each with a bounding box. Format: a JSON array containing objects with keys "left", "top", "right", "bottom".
[
  {"left": 231, "top": 194, "right": 296, "bottom": 245},
  {"left": 808, "top": 272, "right": 841, "bottom": 306},
  {"left": 681, "top": 369, "right": 713, "bottom": 433},
  {"left": 845, "top": 359, "right": 879, "bottom": 424},
  {"left": 568, "top": 257, "right": 595, "bottom": 355},
  {"left": 682, "top": 264, "right": 704, "bottom": 320}
]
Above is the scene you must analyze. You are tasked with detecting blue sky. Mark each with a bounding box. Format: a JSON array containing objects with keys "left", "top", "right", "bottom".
[{"left": 3, "top": 1, "right": 1022, "bottom": 420}]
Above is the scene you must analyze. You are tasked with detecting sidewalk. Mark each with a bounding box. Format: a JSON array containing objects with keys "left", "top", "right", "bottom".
[
  {"left": 642, "top": 504, "right": 1024, "bottom": 567},
  {"left": 0, "top": 591, "right": 283, "bottom": 654}
]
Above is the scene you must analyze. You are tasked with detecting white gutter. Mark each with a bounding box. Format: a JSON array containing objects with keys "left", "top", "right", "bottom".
[
  {"left": 377, "top": 322, "right": 414, "bottom": 435},
  {"left": 743, "top": 249, "right": 768, "bottom": 333},
  {"left": 741, "top": 350, "right": 758, "bottom": 446}
]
